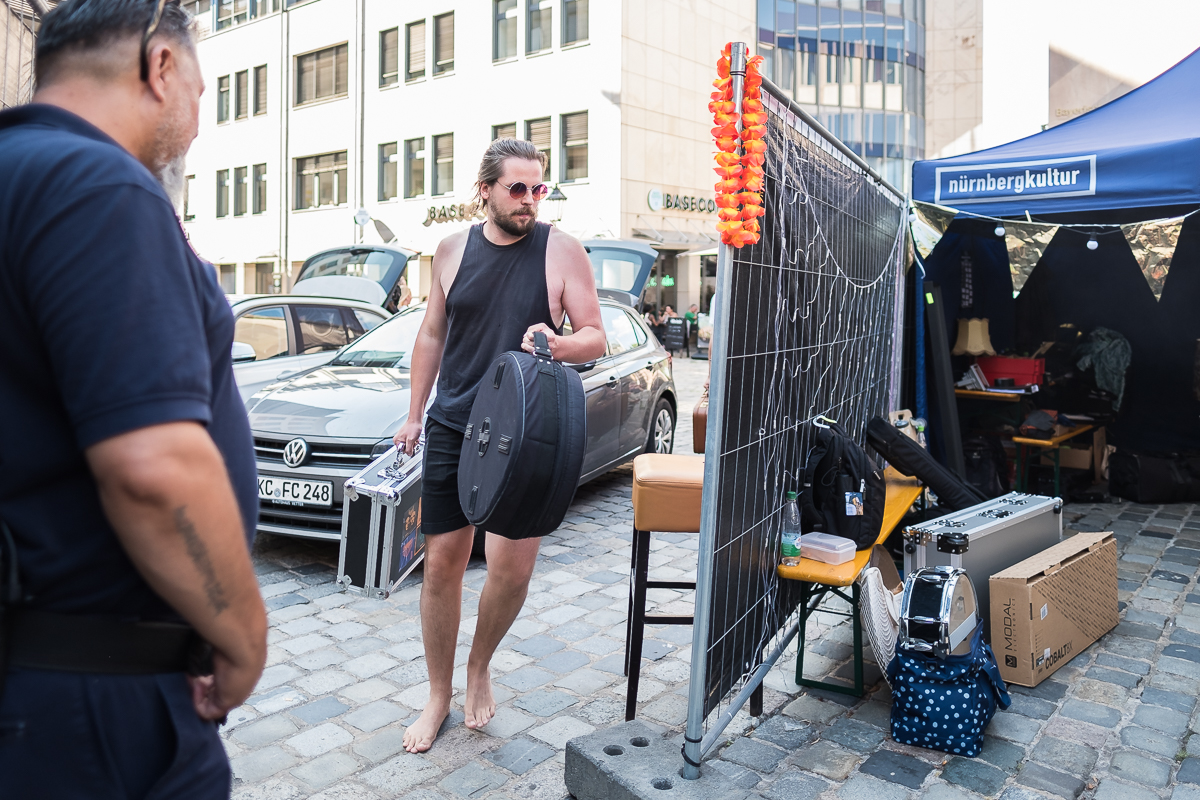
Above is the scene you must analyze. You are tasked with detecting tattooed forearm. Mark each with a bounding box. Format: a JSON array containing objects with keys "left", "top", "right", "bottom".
[{"left": 174, "top": 507, "right": 231, "bottom": 615}]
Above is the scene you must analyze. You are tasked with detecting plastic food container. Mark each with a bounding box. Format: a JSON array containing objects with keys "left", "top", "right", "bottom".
[{"left": 799, "top": 533, "right": 856, "bottom": 565}]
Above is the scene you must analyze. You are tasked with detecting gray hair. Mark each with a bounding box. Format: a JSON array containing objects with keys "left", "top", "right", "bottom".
[
  {"left": 473, "top": 138, "right": 546, "bottom": 208},
  {"left": 36, "top": 0, "right": 195, "bottom": 85}
]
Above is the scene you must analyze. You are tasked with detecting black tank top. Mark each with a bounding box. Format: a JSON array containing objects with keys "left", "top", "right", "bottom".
[{"left": 427, "top": 221, "right": 560, "bottom": 432}]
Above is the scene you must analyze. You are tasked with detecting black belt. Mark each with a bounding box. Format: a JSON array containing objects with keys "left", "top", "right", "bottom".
[{"left": 8, "top": 609, "right": 203, "bottom": 675}]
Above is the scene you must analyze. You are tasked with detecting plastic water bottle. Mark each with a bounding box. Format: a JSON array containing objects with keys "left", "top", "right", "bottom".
[{"left": 780, "top": 491, "right": 803, "bottom": 566}]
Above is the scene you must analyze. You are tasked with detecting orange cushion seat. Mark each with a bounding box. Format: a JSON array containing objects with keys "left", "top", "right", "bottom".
[{"left": 631, "top": 454, "right": 704, "bottom": 533}]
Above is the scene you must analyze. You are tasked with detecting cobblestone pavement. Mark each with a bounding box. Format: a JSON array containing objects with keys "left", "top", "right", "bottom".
[{"left": 227, "top": 354, "right": 1200, "bottom": 800}]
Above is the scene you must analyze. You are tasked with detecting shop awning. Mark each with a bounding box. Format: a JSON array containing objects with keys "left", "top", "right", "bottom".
[{"left": 912, "top": 47, "right": 1200, "bottom": 218}]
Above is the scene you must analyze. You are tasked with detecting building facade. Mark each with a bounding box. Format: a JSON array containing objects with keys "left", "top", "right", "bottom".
[
  {"left": 182, "top": 0, "right": 755, "bottom": 315},
  {"left": 754, "top": 0, "right": 927, "bottom": 191}
]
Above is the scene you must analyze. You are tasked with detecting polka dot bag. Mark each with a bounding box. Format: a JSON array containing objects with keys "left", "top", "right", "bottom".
[{"left": 886, "top": 628, "right": 1011, "bottom": 757}]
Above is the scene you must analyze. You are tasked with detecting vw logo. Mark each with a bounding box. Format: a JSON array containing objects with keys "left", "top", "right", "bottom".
[{"left": 283, "top": 438, "right": 310, "bottom": 468}]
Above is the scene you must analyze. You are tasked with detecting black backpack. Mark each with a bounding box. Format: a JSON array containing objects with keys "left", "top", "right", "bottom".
[
  {"left": 800, "top": 420, "right": 885, "bottom": 551},
  {"left": 458, "top": 332, "right": 587, "bottom": 540}
]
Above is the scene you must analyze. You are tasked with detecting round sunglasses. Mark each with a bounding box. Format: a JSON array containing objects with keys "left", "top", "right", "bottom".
[{"left": 498, "top": 181, "right": 550, "bottom": 201}]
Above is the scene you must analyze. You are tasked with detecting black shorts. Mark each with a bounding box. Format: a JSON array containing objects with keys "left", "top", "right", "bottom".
[{"left": 422, "top": 417, "right": 472, "bottom": 535}]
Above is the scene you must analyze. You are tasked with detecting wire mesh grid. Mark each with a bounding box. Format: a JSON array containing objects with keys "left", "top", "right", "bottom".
[
  {"left": 690, "top": 83, "right": 906, "bottom": 739},
  {"left": 2, "top": 0, "right": 41, "bottom": 110}
]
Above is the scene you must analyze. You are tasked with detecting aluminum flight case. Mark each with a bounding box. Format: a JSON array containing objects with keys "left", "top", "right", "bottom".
[
  {"left": 337, "top": 445, "right": 424, "bottom": 599},
  {"left": 902, "top": 492, "right": 1062, "bottom": 632}
]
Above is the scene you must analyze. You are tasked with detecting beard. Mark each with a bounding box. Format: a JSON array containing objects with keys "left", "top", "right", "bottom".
[
  {"left": 492, "top": 205, "right": 537, "bottom": 237},
  {"left": 156, "top": 152, "right": 188, "bottom": 212},
  {"left": 150, "top": 103, "right": 192, "bottom": 213}
]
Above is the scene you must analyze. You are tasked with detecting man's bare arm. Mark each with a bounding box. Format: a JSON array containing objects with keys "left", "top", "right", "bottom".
[
  {"left": 525, "top": 231, "right": 606, "bottom": 363},
  {"left": 87, "top": 421, "right": 267, "bottom": 718}
]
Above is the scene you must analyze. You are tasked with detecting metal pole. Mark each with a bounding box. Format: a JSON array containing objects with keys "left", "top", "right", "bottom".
[
  {"left": 698, "top": 616, "right": 800, "bottom": 755},
  {"left": 682, "top": 40, "right": 746, "bottom": 781}
]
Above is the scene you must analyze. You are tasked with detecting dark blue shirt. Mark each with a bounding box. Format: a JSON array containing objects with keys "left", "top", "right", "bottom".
[{"left": 0, "top": 104, "right": 258, "bottom": 619}]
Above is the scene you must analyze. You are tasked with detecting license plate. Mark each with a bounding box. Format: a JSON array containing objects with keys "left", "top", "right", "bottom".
[{"left": 258, "top": 476, "right": 333, "bottom": 507}]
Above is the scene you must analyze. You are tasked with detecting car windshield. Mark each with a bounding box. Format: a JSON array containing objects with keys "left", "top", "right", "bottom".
[{"left": 330, "top": 306, "right": 425, "bottom": 369}]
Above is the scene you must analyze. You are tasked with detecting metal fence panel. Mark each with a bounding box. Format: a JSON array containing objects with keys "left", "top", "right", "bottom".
[{"left": 685, "top": 54, "right": 905, "bottom": 766}]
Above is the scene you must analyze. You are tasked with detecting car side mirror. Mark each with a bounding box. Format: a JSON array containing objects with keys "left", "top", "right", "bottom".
[
  {"left": 568, "top": 361, "right": 597, "bottom": 373},
  {"left": 232, "top": 342, "right": 257, "bottom": 363}
]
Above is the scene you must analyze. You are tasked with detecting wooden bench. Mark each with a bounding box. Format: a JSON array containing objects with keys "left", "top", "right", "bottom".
[
  {"left": 1013, "top": 423, "right": 1093, "bottom": 496},
  {"left": 776, "top": 467, "right": 923, "bottom": 696}
]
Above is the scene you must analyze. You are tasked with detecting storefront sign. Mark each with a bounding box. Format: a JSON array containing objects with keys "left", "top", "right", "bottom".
[
  {"left": 934, "top": 155, "right": 1096, "bottom": 206},
  {"left": 647, "top": 189, "right": 717, "bottom": 214},
  {"left": 423, "top": 201, "right": 486, "bottom": 226}
]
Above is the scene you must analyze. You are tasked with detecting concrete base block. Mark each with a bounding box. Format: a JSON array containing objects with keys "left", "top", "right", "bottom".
[{"left": 565, "top": 720, "right": 754, "bottom": 800}]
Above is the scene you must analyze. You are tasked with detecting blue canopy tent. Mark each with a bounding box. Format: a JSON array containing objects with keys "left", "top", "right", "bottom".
[
  {"left": 909, "top": 48, "right": 1200, "bottom": 477},
  {"left": 913, "top": 47, "right": 1200, "bottom": 219}
]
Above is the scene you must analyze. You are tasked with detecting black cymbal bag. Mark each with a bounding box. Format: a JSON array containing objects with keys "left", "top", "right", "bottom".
[{"left": 458, "top": 332, "right": 587, "bottom": 540}]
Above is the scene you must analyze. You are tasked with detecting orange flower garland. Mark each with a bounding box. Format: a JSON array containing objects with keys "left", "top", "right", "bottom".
[{"left": 711, "top": 44, "right": 766, "bottom": 248}]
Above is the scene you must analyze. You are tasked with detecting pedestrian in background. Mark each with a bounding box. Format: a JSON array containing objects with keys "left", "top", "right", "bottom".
[{"left": 0, "top": 1, "right": 266, "bottom": 797}]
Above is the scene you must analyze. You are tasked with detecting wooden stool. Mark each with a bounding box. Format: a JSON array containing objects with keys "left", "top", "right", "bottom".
[{"left": 625, "top": 453, "right": 704, "bottom": 721}]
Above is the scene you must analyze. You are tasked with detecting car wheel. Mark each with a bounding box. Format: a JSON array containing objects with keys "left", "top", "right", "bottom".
[{"left": 645, "top": 398, "right": 676, "bottom": 454}]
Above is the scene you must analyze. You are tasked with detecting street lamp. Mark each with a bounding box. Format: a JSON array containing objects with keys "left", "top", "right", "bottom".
[{"left": 546, "top": 184, "right": 568, "bottom": 223}]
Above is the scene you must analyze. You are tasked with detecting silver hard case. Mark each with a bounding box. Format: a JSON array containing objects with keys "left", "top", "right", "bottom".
[
  {"left": 337, "top": 446, "right": 424, "bottom": 599},
  {"left": 903, "top": 492, "right": 1062, "bottom": 631}
]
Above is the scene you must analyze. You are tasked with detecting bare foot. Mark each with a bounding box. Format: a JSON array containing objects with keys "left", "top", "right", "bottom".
[
  {"left": 403, "top": 700, "right": 450, "bottom": 753},
  {"left": 464, "top": 667, "right": 496, "bottom": 730}
]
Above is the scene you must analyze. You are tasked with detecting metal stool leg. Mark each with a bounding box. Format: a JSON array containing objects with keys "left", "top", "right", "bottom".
[
  {"left": 851, "top": 581, "right": 864, "bottom": 696},
  {"left": 625, "top": 526, "right": 651, "bottom": 721}
]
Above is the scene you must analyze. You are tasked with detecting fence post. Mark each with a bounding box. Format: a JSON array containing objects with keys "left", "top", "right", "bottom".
[{"left": 681, "top": 39, "right": 746, "bottom": 781}]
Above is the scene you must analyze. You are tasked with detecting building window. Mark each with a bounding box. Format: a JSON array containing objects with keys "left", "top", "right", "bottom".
[
  {"left": 433, "top": 134, "right": 453, "bottom": 196},
  {"left": 295, "top": 44, "right": 349, "bottom": 106},
  {"left": 526, "top": 117, "right": 551, "bottom": 182},
  {"left": 182, "top": 0, "right": 211, "bottom": 17},
  {"left": 493, "top": 123, "right": 516, "bottom": 140},
  {"left": 563, "top": 0, "right": 588, "bottom": 45},
  {"left": 218, "top": 264, "right": 236, "bottom": 294},
  {"left": 295, "top": 152, "right": 348, "bottom": 209},
  {"left": 379, "top": 142, "right": 398, "bottom": 201},
  {"left": 253, "top": 163, "right": 267, "bottom": 214},
  {"left": 405, "top": 21, "right": 425, "bottom": 81},
  {"left": 527, "top": 0, "right": 551, "bottom": 54},
  {"left": 233, "top": 166, "right": 248, "bottom": 216},
  {"left": 494, "top": 0, "right": 517, "bottom": 61},
  {"left": 253, "top": 65, "right": 267, "bottom": 115},
  {"left": 216, "top": 169, "right": 229, "bottom": 217},
  {"left": 404, "top": 138, "right": 425, "bottom": 198},
  {"left": 562, "top": 111, "right": 587, "bottom": 181},
  {"left": 216, "top": 0, "right": 249, "bottom": 30},
  {"left": 234, "top": 70, "right": 248, "bottom": 119},
  {"left": 217, "top": 75, "right": 230, "bottom": 123},
  {"left": 183, "top": 174, "right": 195, "bottom": 221},
  {"left": 433, "top": 12, "right": 454, "bottom": 74},
  {"left": 380, "top": 27, "right": 399, "bottom": 86},
  {"left": 254, "top": 264, "right": 278, "bottom": 295}
]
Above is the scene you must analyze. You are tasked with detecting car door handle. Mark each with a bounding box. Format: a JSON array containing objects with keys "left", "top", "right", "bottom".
[{"left": 607, "top": 375, "right": 617, "bottom": 383}]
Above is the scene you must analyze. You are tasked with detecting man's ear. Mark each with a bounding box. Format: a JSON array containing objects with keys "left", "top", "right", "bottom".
[
  {"left": 145, "top": 41, "right": 175, "bottom": 102},
  {"left": 479, "top": 182, "right": 491, "bottom": 202}
]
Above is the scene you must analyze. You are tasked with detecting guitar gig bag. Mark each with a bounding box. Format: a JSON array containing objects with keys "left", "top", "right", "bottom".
[{"left": 458, "top": 332, "right": 587, "bottom": 540}]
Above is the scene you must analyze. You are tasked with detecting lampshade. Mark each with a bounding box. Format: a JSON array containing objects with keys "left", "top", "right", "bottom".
[{"left": 951, "top": 318, "right": 996, "bottom": 356}]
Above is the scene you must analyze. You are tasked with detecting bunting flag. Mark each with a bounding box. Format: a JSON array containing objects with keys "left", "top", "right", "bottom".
[
  {"left": 1122, "top": 217, "right": 1184, "bottom": 301},
  {"left": 911, "top": 200, "right": 956, "bottom": 258},
  {"left": 1003, "top": 222, "right": 1059, "bottom": 296}
]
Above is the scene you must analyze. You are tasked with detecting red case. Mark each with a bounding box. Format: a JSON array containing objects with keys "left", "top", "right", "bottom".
[{"left": 976, "top": 356, "right": 1045, "bottom": 387}]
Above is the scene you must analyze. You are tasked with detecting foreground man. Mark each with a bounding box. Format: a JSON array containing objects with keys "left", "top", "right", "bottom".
[
  {"left": 0, "top": 1, "right": 266, "bottom": 796},
  {"left": 393, "top": 139, "right": 605, "bottom": 751}
]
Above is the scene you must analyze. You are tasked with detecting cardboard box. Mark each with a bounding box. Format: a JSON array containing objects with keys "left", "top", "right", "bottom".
[{"left": 989, "top": 530, "right": 1118, "bottom": 686}]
